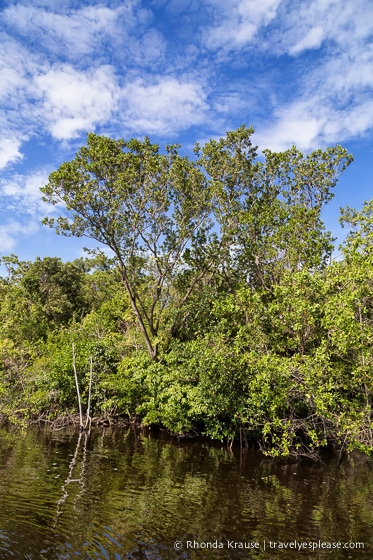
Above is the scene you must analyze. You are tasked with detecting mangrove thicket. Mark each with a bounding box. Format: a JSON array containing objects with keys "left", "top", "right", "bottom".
[{"left": 1, "top": 126, "right": 373, "bottom": 457}]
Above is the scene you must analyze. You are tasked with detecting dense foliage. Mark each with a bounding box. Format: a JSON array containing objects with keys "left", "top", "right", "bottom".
[{"left": 1, "top": 126, "right": 372, "bottom": 457}]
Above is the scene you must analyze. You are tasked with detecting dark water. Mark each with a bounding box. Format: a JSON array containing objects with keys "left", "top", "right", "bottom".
[{"left": 0, "top": 426, "right": 372, "bottom": 559}]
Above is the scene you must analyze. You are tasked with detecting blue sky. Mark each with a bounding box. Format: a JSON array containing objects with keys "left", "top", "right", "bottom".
[{"left": 1, "top": 0, "right": 372, "bottom": 266}]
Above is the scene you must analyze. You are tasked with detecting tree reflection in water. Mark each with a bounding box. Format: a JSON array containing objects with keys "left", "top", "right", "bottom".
[
  {"left": 54, "top": 430, "right": 89, "bottom": 527},
  {"left": 0, "top": 426, "right": 372, "bottom": 559}
]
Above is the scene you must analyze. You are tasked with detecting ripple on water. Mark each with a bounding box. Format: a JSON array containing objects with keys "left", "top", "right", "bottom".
[{"left": 0, "top": 427, "right": 373, "bottom": 559}]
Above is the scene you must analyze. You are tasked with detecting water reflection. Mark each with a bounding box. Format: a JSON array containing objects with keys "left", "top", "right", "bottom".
[
  {"left": 54, "top": 430, "right": 89, "bottom": 527},
  {"left": 0, "top": 426, "right": 372, "bottom": 559}
]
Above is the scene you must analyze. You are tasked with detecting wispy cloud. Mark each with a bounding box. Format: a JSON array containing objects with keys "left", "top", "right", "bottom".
[
  {"left": 203, "top": 0, "right": 281, "bottom": 51},
  {"left": 0, "top": 169, "right": 52, "bottom": 217},
  {"left": 120, "top": 76, "right": 209, "bottom": 135},
  {"left": 0, "top": 36, "right": 42, "bottom": 168},
  {"left": 251, "top": 0, "right": 373, "bottom": 151},
  {"left": 2, "top": 2, "right": 166, "bottom": 67},
  {"left": 35, "top": 65, "right": 120, "bottom": 140},
  {"left": 2, "top": 3, "right": 134, "bottom": 61},
  {"left": 276, "top": 0, "right": 373, "bottom": 56},
  {"left": 0, "top": 220, "right": 39, "bottom": 253},
  {"left": 0, "top": 167, "right": 60, "bottom": 252},
  {"left": 0, "top": 138, "right": 23, "bottom": 170}
]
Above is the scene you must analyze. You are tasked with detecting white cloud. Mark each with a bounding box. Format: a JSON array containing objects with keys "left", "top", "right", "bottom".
[
  {"left": 0, "top": 167, "right": 68, "bottom": 257},
  {"left": 255, "top": 99, "right": 325, "bottom": 152},
  {"left": 0, "top": 220, "right": 39, "bottom": 252},
  {"left": 0, "top": 37, "right": 47, "bottom": 168},
  {"left": 1, "top": 2, "right": 166, "bottom": 68},
  {"left": 2, "top": 4, "right": 134, "bottom": 60},
  {"left": 0, "top": 226, "right": 18, "bottom": 252},
  {"left": 35, "top": 65, "right": 120, "bottom": 140},
  {"left": 289, "top": 26, "right": 324, "bottom": 55},
  {"left": 256, "top": 85, "right": 373, "bottom": 153},
  {"left": 0, "top": 44, "right": 27, "bottom": 102},
  {"left": 0, "top": 138, "right": 23, "bottom": 170},
  {"left": 322, "top": 50, "right": 373, "bottom": 96},
  {"left": 0, "top": 169, "right": 52, "bottom": 217},
  {"left": 133, "top": 29, "right": 166, "bottom": 65},
  {"left": 249, "top": 0, "right": 373, "bottom": 151},
  {"left": 204, "top": 0, "right": 281, "bottom": 50},
  {"left": 279, "top": 0, "right": 373, "bottom": 56},
  {"left": 121, "top": 77, "right": 208, "bottom": 134},
  {"left": 0, "top": 0, "right": 372, "bottom": 166},
  {"left": 323, "top": 100, "right": 373, "bottom": 142}
]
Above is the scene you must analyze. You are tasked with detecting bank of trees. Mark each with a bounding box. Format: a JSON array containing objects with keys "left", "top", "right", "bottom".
[{"left": 1, "top": 126, "right": 373, "bottom": 456}]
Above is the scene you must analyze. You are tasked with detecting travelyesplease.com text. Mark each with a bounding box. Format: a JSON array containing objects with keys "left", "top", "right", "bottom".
[{"left": 173, "top": 539, "right": 365, "bottom": 552}]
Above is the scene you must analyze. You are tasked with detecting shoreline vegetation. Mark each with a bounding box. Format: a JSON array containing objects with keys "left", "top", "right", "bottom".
[{"left": 1, "top": 126, "right": 373, "bottom": 458}]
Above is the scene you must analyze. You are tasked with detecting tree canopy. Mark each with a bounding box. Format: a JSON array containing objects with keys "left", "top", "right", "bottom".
[
  {"left": 5, "top": 126, "right": 373, "bottom": 458},
  {"left": 41, "top": 134, "right": 213, "bottom": 359},
  {"left": 41, "top": 127, "right": 352, "bottom": 359}
]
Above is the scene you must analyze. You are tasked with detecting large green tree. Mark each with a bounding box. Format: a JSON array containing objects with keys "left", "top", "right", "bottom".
[
  {"left": 198, "top": 127, "right": 353, "bottom": 289},
  {"left": 41, "top": 134, "right": 211, "bottom": 359},
  {"left": 41, "top": 128, "right": 353, "bottom": 361}
]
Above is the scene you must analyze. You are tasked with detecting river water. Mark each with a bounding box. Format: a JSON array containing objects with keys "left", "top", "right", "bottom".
[{"left": 0, "top": 426, "right": 372, "bottom": 559}]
